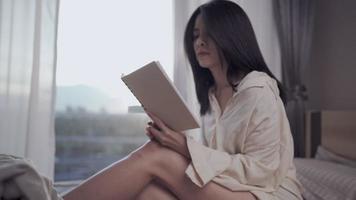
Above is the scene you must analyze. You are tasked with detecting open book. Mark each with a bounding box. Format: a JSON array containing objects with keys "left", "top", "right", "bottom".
[{"left": 121, "top": 61, "right": 200, "bottom": 131}]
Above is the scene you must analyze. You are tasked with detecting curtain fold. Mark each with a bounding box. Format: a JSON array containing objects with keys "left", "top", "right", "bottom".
[
  {"left": 173, "top": 0, "right": 209, "bottom": 140},
  {"left": 0, "top": 0, "right": 59, "bottom": 178},
  {"left": 273, "top": 0, "right": 315, "bottom": 157}
]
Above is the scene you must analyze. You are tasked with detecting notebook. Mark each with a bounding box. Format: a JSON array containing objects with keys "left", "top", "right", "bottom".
[{"left": 121, "top": 61, "right": 200, "bottom": 131}]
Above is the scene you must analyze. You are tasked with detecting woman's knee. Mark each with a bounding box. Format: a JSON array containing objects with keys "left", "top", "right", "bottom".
[
  {"left": 129, "top": 140, "right": 162, "bottom": 160},
  {"left": 135, "top": 181, "right": 178, "bottom": 200},
  {"left": 156, "top": 148, "right": 189, "bottom": 172},
  {"left": 129, "top": 140, "right": 188, "bottom": 174},
  {"left": 128, "top": 140, "right": 166, "bottom": 169}
]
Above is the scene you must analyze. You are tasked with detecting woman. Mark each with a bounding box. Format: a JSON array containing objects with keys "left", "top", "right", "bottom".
[{"left": 64, "top": 0, "right": 303, "bottom": 199}]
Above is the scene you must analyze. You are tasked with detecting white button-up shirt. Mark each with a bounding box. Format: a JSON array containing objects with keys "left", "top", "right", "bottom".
[{"left": 185, "top": 71, "right": 302, "bottom": 199}]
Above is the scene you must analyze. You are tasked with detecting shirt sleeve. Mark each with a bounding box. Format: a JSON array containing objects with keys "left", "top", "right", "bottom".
[
  {"left": 183, "top": 116, "right": 207, "bottom": 146},
  {"left": 185, "top": 87, "right": 289, "bottom": 192}
]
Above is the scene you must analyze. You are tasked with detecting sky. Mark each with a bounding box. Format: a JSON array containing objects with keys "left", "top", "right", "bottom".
[{"left": 56, "top": 0, "right": 173, "bottom": 112}]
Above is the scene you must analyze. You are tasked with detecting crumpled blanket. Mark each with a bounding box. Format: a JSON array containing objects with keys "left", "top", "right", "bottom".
[{"left": 0, "top": 154, "right": 62, "bottom": 200}]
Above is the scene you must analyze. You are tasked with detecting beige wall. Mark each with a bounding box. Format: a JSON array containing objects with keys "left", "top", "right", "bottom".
[{"left": 306, "top": 0, "right": 356, "bottom": 110}]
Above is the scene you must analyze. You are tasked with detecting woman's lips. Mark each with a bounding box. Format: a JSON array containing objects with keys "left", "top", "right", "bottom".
[{"left": 197, "top": 52, "right": 209, "bottom": 56}]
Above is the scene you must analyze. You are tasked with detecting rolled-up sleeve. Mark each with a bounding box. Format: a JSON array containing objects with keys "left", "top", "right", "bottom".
[{"left": 185, "top": 86, "right": 288, "bottom": 192}]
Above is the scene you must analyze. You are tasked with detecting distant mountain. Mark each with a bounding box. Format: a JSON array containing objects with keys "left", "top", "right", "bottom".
[{"left": 56, "top": 85, "right": 115, "bottom": 113}]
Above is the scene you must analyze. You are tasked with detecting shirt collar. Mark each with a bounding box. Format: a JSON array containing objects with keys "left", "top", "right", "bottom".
[
  {"left": 208, "top": 70, "right": 280, "bottom": 103},
  {"left": 234, "top": 71, "right": 279, "bottom": 99}
]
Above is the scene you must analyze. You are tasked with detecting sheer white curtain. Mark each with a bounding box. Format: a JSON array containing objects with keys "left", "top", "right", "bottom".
[
  {"left": 173, "top": 0, "right": 281, "bottom": 138},
  {"left": 241, "top": 0, "right": 281, "bottom": 80},
  {"left": 173, "top": 0, "right": 209, "bottom": 140},
  {"left": 0, "top": 0, "right": 59, "bottom": 178}
]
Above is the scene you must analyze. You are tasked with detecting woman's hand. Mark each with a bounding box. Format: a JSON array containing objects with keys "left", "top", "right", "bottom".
[{"left": 145, "top": 111, "right": 191, "bottom": 159}]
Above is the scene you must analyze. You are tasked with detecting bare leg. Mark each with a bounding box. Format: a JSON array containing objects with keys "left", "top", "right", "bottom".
[
  {"left": 63, "top": 140, "right": 257, "bottom": 200},
  {"left": 63, "top": 141, "right": 158, "bottom": 200},
  {"left": 139, "top": 142, "right": 257, "bottom": 200},
  {"left": 135, "top": 180, "right": 178, "bottom": 200}
]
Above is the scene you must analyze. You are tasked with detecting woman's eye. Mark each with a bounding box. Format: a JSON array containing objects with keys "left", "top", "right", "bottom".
[{"left": 193, "top": 34, "right": 199, "bottom": 40}]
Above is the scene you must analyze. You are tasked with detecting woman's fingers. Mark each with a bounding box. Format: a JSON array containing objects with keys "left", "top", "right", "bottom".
[
  {"left": 145, "top": 125, "right": 154, "bottom": 139},
  {"left": 146, "top": 122, "right": 159, "bottom": 141},
  {"left": 147, "top": 126, "right": 166, "bottom": 145},
  {"left": 146, "top": 112, "right": 169, "bottom": 132},
  {"left": 148, "top": 121, "right": 161, "bottom": 131}
]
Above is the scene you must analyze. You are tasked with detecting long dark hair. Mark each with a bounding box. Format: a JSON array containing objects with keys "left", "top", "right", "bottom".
[{"left": 184, "top": 0, "right": 286, "bottom": 115}]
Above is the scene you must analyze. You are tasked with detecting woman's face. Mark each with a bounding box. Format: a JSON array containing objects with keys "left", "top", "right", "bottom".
[{"left": 193, "top": 14, "right": 222, "bottom": 70}]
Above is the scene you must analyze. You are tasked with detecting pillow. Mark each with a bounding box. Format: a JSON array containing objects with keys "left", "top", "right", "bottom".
[{"left": 315, "top": 145, "right": 356, "bottom": 168}]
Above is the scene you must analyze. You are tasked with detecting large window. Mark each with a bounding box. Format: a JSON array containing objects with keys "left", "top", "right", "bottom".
[{"left": 55, "top": 0, "right": 173, "bottom": 181}]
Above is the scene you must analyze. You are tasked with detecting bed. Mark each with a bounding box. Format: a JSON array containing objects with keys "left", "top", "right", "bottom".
[{"left": 294, "top": 110, "right": 356, "bottom": 200}]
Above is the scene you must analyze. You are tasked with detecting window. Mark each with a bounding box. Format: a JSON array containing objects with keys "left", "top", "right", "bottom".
[{"left": 55, "top": 0, "right": 173, "bottom": 181}]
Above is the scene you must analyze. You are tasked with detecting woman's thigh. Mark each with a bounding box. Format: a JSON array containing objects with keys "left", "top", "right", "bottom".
[
  {"left": 141, "top": 142, "right": 257, "bottom": 200},
  {"left": 135, "top": 180, "right": 178, "bottom": 200}
]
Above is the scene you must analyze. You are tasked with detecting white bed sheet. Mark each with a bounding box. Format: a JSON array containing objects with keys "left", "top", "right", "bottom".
[{"left": 294, "top": 158, "right": 356, "bottom": 200}]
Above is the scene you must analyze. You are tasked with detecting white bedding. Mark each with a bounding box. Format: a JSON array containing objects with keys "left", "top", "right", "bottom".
[{"left": 294, "top": 158, "right": 356, "bottom": 200}]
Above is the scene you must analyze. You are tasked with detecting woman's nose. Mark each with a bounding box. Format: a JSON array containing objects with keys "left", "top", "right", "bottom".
[{"left": 196, "top": 37, "right": 206, "bottom": 47}]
